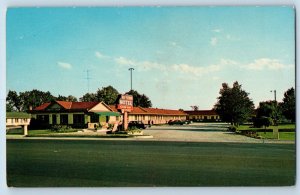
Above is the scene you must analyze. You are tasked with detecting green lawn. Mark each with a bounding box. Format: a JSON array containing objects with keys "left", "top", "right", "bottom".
[
  {"left": 257, "top": 132, "right": 296, "bottom": 141},
  {"left": 238, "top": 124, "right": 295, "bottom": 131},
  {"left": 6, "top": 128, "right": 77, "bottom": 135},
  {"left": 7, "top": 139, "right": 296, "bottom": 187}
]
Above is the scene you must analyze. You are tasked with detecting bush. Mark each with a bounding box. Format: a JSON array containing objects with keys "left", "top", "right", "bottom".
[
  {"left": 253, "top": 117, "right": 273, "bottom": 128},
  {"left": 228, "top": 125, "right": 237, "bottom": 132},
  {"left": 51, "top": 125, "right": 74, "bottom": 133}
]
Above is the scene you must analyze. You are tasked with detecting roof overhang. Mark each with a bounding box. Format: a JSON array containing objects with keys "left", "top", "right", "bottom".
[{"left": 92, "top": 111, "right": 121, "bottom": 116}]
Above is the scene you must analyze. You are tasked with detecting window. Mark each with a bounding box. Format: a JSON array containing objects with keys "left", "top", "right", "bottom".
[
  {"left": 73, "top": 114, "right": 85, "bottom": 124},
  {"left": 37, "top": 115, "right": 50, "bottom": 123},
  {"left": 60, "top": 114, "right": 68, "bottom": 125},
  {"left": 90, "top": 114, "right": 99, "bottom": 123},
  {"left": 211, "top": 116, "right": 214, "bottom": 120},
  {"left": 15, "top": 118, "right": 19, "bottom": 123}
]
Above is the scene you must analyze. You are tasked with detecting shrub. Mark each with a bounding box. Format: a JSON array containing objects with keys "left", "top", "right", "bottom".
[
  {"left": 228, "top": 125, "right": 237, "bottom": 132},
  {"left": 51, "top": 125, "right": 73, "bottom": 133}
]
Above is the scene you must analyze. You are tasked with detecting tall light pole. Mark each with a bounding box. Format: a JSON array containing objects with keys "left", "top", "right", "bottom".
[
  {"left": 128, "top": 68, "right": 134, "bottom": 91},
  {"left": 271, "top": 89, "right": 277, "bottom": 125},
  {"left": 270, "top": 90, "right": 277, "bottom": 102}
]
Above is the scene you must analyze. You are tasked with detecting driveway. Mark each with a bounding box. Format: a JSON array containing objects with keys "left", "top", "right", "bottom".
[{"left": 143, "top": 123, "right": 293, "bottom": 144}]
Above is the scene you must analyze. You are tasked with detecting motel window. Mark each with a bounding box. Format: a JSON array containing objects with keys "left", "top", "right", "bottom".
[
  {"left": 15, "top": 118, "right": 19, "bottom": 123},
  {"left": 142, "top": 115, "right": 145, "bottom": 120},
  {"left": 116, "top": 116, "right": 119, "bottom": 121},
  {"left": 60, "top": 114, "right": 68, "bottom": 125},
  {"left": 90, "top": 114, "right": 99, "bottom": 123},
  {"left": 135, "top": 115, "right": 137, "bottom": 120},
  {"left": 204, "top": 116, "right": 207, "bottom": 120},
  {"left": 73, "top": 114, "right": 85, "bottom": 124},
  {"left": 211, "top": 116, "right": 214, "bottom": 120},
  {"left": 37, "top": 115, "right": 50, "bottom": 123}
]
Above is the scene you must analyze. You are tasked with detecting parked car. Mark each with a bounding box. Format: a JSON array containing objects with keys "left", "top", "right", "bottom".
[
  {"left": 128, "top": 121, "right": 146, "bottom": 129},
  {"left": 168, "top": 120, "right": 184, "bottom": 125}
]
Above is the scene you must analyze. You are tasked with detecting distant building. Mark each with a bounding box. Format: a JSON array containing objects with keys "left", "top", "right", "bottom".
[
  {"left": 6, "top": 112, "right": 31, "bottom": 135},
  {"left": 184, "top": 110, "right": 221, "bottom": 122}
]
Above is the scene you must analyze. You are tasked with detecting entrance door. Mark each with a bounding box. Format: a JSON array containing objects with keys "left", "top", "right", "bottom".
[{"left": 52, "top": 114, "right": 57, "bottom": 125}]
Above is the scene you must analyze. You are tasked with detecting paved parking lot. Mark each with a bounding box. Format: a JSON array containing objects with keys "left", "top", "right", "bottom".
[{"left": 143, "top": 123, "right": 291, "bottom": 143}]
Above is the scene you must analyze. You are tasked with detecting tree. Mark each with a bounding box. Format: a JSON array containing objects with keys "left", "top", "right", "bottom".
[
  {"left": 190, "top": 105, "right": 199, "bottom": 111},
  {"left": 280, "top": 87, "right": 295, "bottom": 122},
  {"left": 19, "top": 90, "right": 56, "bottom": 111},
  {"left": 214, "top": 81, "right": 255, "bottom": 126},
  {"left": 256, "top": 101, "right": 278, "bottom": 119},
  {"left": 6, "top": 90, "right": 22, "bottom": 111},
  {"left": 127, "top": 90, "right": 152, "bottom": 108},
  {"left": 80, "top": 93, "right": 97, "bottom": 102},
  {"left": 96, "top": 85, "right": 119, "bottom": 105},
  {"left": 56, "top": 95, "right": 78, "bottom": 102}
]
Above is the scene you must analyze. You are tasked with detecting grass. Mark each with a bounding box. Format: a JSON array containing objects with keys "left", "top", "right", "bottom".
[
  {"left": 237, "top": 124, "right": 295, "bottom": 141},
  {"left": 6, "top": 128, "right": 78, "bottom": 135},
  {"left": 7, "top": 139, "right": 296, "bottom": 187},
  {"left": 238, "top": 124, "right": 295, "bottom": 131},
  {"left": 257, "top": 132, "right": 295, "bottom": 141}
]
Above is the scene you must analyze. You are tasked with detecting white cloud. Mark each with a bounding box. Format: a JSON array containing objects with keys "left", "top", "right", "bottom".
[
  {"left": 172, "top": 63, "right": 220, "bottom": 76},
  {"left": 95, "top": 51, "right": 108, "bottom": 59},
  {"left": 210, "top": 37, "right": 218, "bottom": 46},
  {"left": 57, "top": 62, "right": 72, "bottom": 69},
  {"left": 242, "top": 58, "right": 293, "bottom": 71},
  {"left": 212, "top": 29, "right": 221, "bottom": 33},
  {"left": 170, "top": 41, "right": 177, "bottom": 46},
  {"left": 114, "top": 56, "right": 166, "bottom": 72}
]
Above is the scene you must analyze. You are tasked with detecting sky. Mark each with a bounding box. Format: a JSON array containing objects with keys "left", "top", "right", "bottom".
[{"left": 6, "top": 6, "right": 295, "bottom": 110}]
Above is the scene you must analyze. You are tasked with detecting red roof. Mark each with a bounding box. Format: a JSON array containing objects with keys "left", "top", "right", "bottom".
[
  {"left": 71, "top": 102, "right": 99, "bottom": 110},
  {"left": 184, "top": 110, "right": 218, "bottom": 115},
  {"left": 34, "top": 103, "right": 51, "bottom": 111},
  {"left": 33, "top": 101, "right": 99, "bottom": 111}
]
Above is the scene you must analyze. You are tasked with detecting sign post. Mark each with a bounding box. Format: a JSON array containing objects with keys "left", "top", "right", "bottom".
[{"left": 117, "top": 94, "right": 133, "bottom": 131}]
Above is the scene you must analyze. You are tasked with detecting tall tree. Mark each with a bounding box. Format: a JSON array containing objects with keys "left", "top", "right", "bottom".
[
  {"left": 256, "top": 101, "right": 278, "bottom": 119},
  {"left": 56, "top": 95, "right": 78, "bottom": 102},
  {"left": 127, "top": 90, "right": 152, "bottom": 108},
  {"left": 6, "top": 90, "right": 22, "bottom": 111},
  {"left": 19, "top": 90, "right": 56, "bottom": 111},
  {"left": 79, "top": 93, "right": 97, "bottom": 102},
  {"left": 214, "top": 81, "right": 255, "bottom": 126},
  {"left": 280, "top": 87, "right": 295, "bottom": 122},
  {"left": 96, "top": 85, "right": 119, "bottom": 105}
]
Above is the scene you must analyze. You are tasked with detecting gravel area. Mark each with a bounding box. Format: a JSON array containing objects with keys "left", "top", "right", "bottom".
[{"left": 143, "top": 123, "right": 294, "bottom": 144}]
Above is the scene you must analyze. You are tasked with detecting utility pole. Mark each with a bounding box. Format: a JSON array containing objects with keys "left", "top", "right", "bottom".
[
  {"left": 85, "top": 69, "right": 92, "bottom": 93},
  {"left": 128, "top": 68, "right": 134, "bottom": 91},
  {"left": 271, "top": 89, "right": 278, "bottom": 126},
  {"left": 270, "top": 90, "right": 277, "bottom": 102}
]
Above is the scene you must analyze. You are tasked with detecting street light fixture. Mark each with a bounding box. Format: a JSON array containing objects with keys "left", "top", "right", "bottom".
[
  {"left": 128, "top": 68, "right": 134, "bottom": 91},
  {"left": 270, "top": 90, "right": 277, "bottom": 102}
]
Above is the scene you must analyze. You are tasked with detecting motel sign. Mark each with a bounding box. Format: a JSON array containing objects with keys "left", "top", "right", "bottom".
[{"left": 117, "top": 94, "right": 133, "bottom": 112}]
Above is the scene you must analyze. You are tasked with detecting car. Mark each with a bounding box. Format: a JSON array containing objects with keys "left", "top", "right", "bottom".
[
  {"left": 168, "top": 120, "right": 184, "bottom": 125},
  {"left": 128, "top": 121, "right": 146, "bottom": 129}
]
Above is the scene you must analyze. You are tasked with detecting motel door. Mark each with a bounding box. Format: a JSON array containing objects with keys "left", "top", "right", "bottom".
[{"left": 52, "top": 114, "right": 57, "bottom": 125}]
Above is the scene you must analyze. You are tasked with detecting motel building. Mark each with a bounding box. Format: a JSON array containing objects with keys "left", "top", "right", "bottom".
[
  {"left": 28, "top": 101, "right": 121, "bottom": 129},
  {"left": 28, "top": 100, "right": 188, "bottom": 129},
  {"left": 184, "top": 110, "right": 221, "bottom": 122},
  {"left": 109, "top": 105, "right": 187, "bottom": 125}
]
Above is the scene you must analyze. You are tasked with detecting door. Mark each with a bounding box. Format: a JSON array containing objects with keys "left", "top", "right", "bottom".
[{"left": 52, "top": 114, "right": 57, "bottom": 125}]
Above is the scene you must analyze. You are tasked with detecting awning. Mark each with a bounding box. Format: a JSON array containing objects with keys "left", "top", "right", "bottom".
[{"left": 93, "top": 111, "right": 121, "bottom": 116}]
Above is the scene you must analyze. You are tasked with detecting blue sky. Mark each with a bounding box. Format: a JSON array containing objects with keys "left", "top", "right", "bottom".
[{"left": 6, "top": 6, "right": 295, "bottom": 110}]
